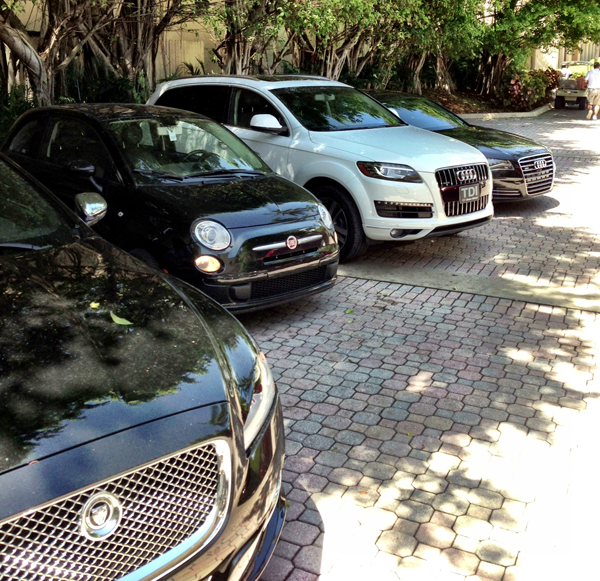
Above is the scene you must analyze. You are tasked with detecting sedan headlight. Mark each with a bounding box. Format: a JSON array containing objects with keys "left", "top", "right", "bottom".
[
  {"left": 244, "top": 352, "right": 276, "bottom": 450},
  {"left": 318, "top": 203, "right": 334, "bottom": 230},
  {"left": 192, "top": 219, "right": 231, "bottom": 251},
  {"left": 357, "top": 161, "right": 422, "bottom": 183},
  {"left": 487, "top": 158, "right": 514, "bottom": 171}
]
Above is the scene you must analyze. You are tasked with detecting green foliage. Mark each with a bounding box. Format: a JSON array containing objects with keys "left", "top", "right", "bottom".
[
  {"left": 500, "top": 68, "right": 558, "bottom": 111},
  {"left": 0, "top": 87, "right": 34, "bottom": 140},
  {"left": 65, "top": 65, "right": 135, "bottom": 103}
]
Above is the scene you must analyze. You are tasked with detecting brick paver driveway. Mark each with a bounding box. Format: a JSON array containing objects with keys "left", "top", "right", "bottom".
[{"left": 242, "top": 107, "right": 600, "bottom": 581}]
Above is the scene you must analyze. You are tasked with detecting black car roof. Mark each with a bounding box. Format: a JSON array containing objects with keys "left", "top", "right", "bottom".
[{"left": 28, "top": 103, "right": 211, "bottom": 124}]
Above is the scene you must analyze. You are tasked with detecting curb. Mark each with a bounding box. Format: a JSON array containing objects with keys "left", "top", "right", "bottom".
[{"left": 461, "top": 103, "right": 551, "bottom": 120}]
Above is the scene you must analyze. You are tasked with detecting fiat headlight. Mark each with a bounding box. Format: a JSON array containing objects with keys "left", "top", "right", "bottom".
[
  {"left": 244, "top": 352, "right": 276, "bottom": 450},
  {"left": 192, "top": 219, "right": 231, "bottom": 251},
  {"left": 318, "top": 204, "right": 334, "bottom": 230},
  {"left": 487, "top": 159, "right": 513, "bottom": 171},
  {"left": 357, "top": 161, "right": 422, "bottom": 183}
]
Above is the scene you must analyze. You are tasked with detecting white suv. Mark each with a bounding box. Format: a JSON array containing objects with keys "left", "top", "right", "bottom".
[{"left": 148, "top": 76, "right": 493, "bottom": 261}]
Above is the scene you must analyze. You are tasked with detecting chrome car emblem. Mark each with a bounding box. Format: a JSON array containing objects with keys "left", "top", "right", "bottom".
[
  {"left": 457, "top": 169, "right": 477, "bottom": 182},
  {"left": 80, "top": 492, "right": 123, "bottom": 540},
  {"left": 534, "top": 159, "right": 547, "bottom": 170},
  {"left": 286, "top": 236, "right": 298, "bottom": 250}
]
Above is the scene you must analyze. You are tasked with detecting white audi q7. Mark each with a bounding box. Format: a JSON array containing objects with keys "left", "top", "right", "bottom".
[{"left": 148, "top": 76, "right": 493, "bottom": 262}]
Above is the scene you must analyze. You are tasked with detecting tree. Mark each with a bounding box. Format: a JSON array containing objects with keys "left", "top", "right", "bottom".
[{"left": 477, "top": 0, "right": 600, "bottom": 97}]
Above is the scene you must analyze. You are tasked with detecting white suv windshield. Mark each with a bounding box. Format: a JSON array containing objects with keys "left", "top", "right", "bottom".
[{"left": 271, "top": 86, "right": 403, "bottom": 132}]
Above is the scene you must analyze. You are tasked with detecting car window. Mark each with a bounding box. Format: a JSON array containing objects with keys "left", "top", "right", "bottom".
[
  {"left": 232, "top": 89, "right": 286, "bottom": 130},
  {"left": 271, "top": 86, "right": 402, "bottom": 132},
  {"left": 108, "top": 116, "right": 271, "bottom": 183},
  {"left": 7, "top": 119, "right": 43, "bottom": 157},
  {"left": 43, "top": 119, "right": 113, "bottom": 179},
  {"left": 379, "top": 96, "right": 467, "bottom": 131},
  {"left": 155, "top": 85, "right": 232, "bottom": 124},
  {"left": 0, "top": 158, "right": 77, "bottom": 250}
]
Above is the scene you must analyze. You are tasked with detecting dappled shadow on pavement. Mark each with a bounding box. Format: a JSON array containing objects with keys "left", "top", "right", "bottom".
[{"left": 245, "top": 277, "right": 600, "bottom": 580}]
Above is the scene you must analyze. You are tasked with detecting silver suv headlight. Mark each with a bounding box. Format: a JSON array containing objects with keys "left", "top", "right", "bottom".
[
  {"left": 244, "top": 352, "right": 276, "bottom": 450},
  {"left": 357, "top": 161, "right": 422, "bottom": 183},
  {"left": 192, "top": 219, "right": 231, "bottom": 251}
]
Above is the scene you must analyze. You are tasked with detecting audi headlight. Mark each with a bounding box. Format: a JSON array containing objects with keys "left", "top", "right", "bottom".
[
  {"left": 192, "top": 219, "right": 231, "bottom": 251},
  {"left": 357, "top": 161, "right": 422, "bottom": 183},
  {"left": 318, "top": 203, "right": 334, "bottom": 230},
  {"left": 487, "top": 158, "right": 513, "bottom": 171},
  {"left": 244, "top": 352, "right": 276, "bottom": 450}
]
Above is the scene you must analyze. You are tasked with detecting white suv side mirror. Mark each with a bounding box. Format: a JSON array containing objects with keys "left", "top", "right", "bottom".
[{"left": 250, "top": 114, "right": 286, "bottom": 135}]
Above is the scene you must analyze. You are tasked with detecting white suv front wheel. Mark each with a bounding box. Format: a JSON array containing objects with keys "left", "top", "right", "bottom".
[{"left": 309, "top": 183, "right": 367, "bottom": 263}]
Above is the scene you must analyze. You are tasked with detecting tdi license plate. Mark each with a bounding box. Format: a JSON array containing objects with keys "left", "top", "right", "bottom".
[{"left": 459, "top": 183, "right": 480, "bottom": 203}]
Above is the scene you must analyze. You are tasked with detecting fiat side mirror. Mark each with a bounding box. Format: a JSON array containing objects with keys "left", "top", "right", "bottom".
[{"left": 75, "top": 192, "right": 107, "bottom": 226}]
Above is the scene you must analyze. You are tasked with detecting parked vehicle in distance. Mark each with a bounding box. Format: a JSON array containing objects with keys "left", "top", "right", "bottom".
[
  {"left": 2, "top": 104, "right": 338, "bottom": 312},
  {"left": 148, "top": 76, "right": 493, "bottom": 262},
  {"left": 371, "top": 92, "right": 555, "bottom": 202},
  {"left": 0, "top": 153, "right": 285, "bottom": 581},
  {"left": 555, "top": 61, "right": 592, "bottom": 109}
]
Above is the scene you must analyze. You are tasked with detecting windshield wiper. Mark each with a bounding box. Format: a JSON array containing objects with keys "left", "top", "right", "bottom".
[
  {"left": 0, "top": 243, "right": 52, "bottom": 253},
  {"left": 133, "top": 169, "right": 184, "bottom": 181},
  {"left": 184, "top": 169, "right": 266, "bottom": 179}
]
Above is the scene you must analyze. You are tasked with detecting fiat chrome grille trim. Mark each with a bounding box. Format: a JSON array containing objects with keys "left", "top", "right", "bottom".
[
  {"left": 518, "top": 153, "right": 554, "bottom": 195},
  {"left": 0, "top": 440, "right": 231, "bottom": 581},
  {"left": 253, "top": 234, "right": 322, "bottom": 252}
]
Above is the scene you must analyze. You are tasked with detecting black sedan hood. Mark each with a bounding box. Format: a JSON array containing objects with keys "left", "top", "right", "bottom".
[
  {"left": 0, "top": 239, "right": 230, "bottom": 474},
  {"left": 139, "top": 175, "right": 320, "bottom": 229},
  {"left": 437, "top": 126, "right": 548, "bottom": 160}
]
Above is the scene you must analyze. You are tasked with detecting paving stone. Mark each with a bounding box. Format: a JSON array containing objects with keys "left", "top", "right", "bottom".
[
  {"left": 376, "top": 530, "right": 418, "bottom": 557},
  {"left": 415, "top": 523, "right": 456, "bottom": 549},
  {"left": 280, "top": 521, "right": 321, "bottom": 546},
  {"left": 476, "top": 540, "right": 518, "bottom": 566},
  {"left": 468, "top": 488, "right": 504, "bottom": 509},
  {"left": 453, "top": 515, "right": 493, "bottom": 541},
  {"left": 292, "top": 545, "right": 323, "bottom": 575},
  {"left": 413, "top": 474, "right": 448, "bottom": 494},
  {"left": 440, "top": 547, "right": 480, "bottom": 575},
  {"left": 328, "top": 467, "right": 363, "bottom": 486},
  {"left": 432, "top": 493, "right": 470, "bottom": 516},
  {"left": 260, "top": 555, "right": 294, "bottom": 581},
  {"left": 395, "top": 500, "right": 435, "bottom": 523}
]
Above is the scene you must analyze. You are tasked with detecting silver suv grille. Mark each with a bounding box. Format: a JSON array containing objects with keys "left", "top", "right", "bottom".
[
  {"left": 445, "top": 195, "right": 490, "bottom": 217},
  {"left": 0, "top": 441, "right": 230, "bottom": 581},
  {"left": 518, "top": 153, "right": 554, "bottom": 195},
  {"left": 435, "top": 163, "right": 488, "bottom": 188}
]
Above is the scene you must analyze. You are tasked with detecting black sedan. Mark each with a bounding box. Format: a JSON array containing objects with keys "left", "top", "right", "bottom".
[
  {"left": 2, "top": 104, "right": 338, "bottom": 312},
  {"left": 371, "top": 92, "right": 555, "bottom": 201},
  {"left": 0, "top": 153, "right": 285, "bottom": 580}
]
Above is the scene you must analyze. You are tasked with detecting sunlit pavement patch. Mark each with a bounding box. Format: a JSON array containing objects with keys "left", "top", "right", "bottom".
[{"left": 241, "top": 110, "right": 600, "bottom": 581}]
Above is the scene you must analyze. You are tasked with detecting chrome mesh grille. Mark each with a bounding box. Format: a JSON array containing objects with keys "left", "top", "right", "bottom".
[
  {"left": 0, "top": 443, "right": 224, "bottom": 581},
  {"left": 518, "top": 153, "right": 554, "bottom": 195},
  {"left": 445, "top": 195, "right": 490, "bottom": 217},
  {"left": 435, "top": 163, "right": 488, "bottom": 188}
]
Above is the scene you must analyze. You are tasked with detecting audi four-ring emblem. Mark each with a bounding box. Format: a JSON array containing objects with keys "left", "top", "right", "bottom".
[
  {"left": 457, "top": 169, "right": 477, "bottom": 182},
  {"left": 533, "top": 159, "right": 547, "bottom": 170}
]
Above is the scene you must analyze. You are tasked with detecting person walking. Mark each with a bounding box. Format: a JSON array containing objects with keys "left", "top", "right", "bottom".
[{"left": 584, "top": 62, "right": 600, "bottom": 120}]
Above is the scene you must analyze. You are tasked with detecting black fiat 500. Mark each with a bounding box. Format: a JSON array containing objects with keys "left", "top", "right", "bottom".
[
  {"left": 372, "top": 92, "right": 555, "bottom": 201},
  {"left": 2, "top": 104, "right": 338, "bottom": 312},
  {"left": 0, "top": 153, "right": 285, "bottom": 580}
]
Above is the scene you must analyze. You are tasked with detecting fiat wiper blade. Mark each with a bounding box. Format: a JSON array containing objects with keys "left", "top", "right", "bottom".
[
  {"left": 133, "top": 169, "right": 184, "bottom": 181},
  {"left": 0, "top": 243, "right": 52, "bottom": 252},
  {"left": 184, "top": 169, "right": 265, "bottom": 179}
]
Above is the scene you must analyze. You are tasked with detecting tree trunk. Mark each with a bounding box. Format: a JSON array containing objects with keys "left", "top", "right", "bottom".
[
  {"left": 0, "top": 20, "right": 51, "bottom": 105},
  {"left": 408, "top": 52, "right": 427, "bottom": 95},
  {"left": 477, "top": 52, "right": 511, "bottom": 98},
  {"left": 434, "top": 55, "right": 454, "bottom": 93}
]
